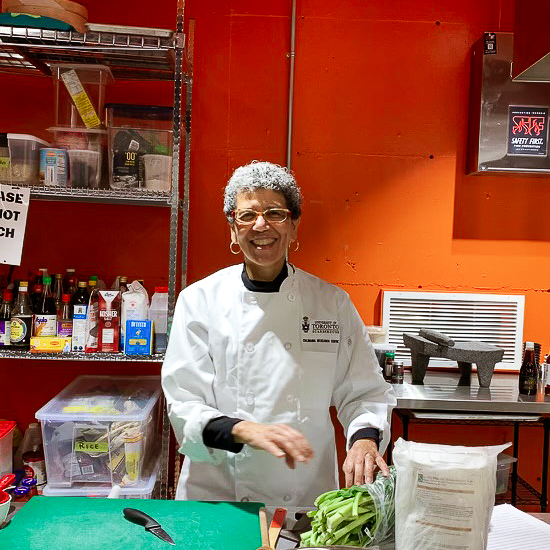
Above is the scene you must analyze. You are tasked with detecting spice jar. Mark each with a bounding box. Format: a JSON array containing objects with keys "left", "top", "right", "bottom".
[{"left": 392, "top": 361, "right": 404, "bottom": 384}]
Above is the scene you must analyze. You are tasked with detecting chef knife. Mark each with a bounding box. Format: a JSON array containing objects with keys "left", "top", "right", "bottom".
[{"left": 123, "top": 507, "right": 175, "bottom": 545}]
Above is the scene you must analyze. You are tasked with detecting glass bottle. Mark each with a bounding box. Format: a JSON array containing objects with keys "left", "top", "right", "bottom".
[
  {"left": 57, "top": 294, "right": 72, "bottom": 337},
  {"left": 34, "top": 276, "right": 57, "bottom": 337},
  {"left": 31, "top": 283, "right": 43, "bottom": 314},
  {"left": 53, "top": 273, "right": 63, "bottom": 311},
  {"left": 519, "top": 341, "right": 537, "bottom": 396},
  {"left": 66, "top": 276, "right": 77, "bottom": 298},
  {"left": 0, "top": 289, "right": 12, "bottom": 348},
  {"left": 85, "top": 280, "right": 99, "bottom": 352},
  {"left": 63, "top": 268, "right": 76, "bottom": 293},
  {"left": 384, "top": 351, "right": 395, "bottom": 382},
  {"left": 119, "top": 276, "right": 129, "bottom": 293},
  {"left": 70, "top": 281, "right": 89, "bottom": 352},
  {"left": 10, "top": 281, "right": 33, "bottom": 350}
]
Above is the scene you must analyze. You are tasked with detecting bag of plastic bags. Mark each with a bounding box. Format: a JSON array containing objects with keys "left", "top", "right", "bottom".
[{"left": 392, "top": 438, "right": 511, "bottom": 550}]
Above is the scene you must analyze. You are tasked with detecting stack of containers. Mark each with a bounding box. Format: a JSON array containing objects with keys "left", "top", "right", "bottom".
[
  {"left": 35, "top": 375, "right": 162, "bottom": 498},
  {"left": 44, "top": 64, "right": 113, "bottom": 189},
  {"left": 5, "top": 134, "right": 50, "bottom": 184},
  {"left": 105, "top": 103, "right": 173, "bottom": 192}
]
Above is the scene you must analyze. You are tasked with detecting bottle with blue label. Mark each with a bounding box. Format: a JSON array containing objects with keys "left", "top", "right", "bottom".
[{"left": 0, "top": 289, "right": 12, "bottom": 348}]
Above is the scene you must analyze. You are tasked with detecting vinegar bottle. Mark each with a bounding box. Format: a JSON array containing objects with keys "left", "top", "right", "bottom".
[
  {"left": 519, "top": 341, "right": 538, "bottom": 396},
  {"left": 57, "top": 294, "right": 72, "bottom": 337}
]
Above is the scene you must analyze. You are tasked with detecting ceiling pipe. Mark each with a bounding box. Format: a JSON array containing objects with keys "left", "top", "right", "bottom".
[{"left": 286, "top": 0, "right": 297, "bottom": 170}]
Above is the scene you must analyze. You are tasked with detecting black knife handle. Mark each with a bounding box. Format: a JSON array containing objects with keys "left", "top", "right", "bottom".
[{"left": 123, "top": 508, "right": 161, "bottom": 530}]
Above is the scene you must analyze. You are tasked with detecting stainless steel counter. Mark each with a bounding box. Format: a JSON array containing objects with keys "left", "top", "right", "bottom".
[{"left": 393, "top": 371, "right": 550, "bottom": 414}]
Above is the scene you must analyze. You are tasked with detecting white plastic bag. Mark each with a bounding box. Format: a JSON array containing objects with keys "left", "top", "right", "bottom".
[{"left": 392, "top": 438, "right": 511, "bottom": 550}]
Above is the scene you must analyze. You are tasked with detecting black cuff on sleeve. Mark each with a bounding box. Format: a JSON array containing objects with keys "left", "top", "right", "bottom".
[
  {"left": 349, "top": 427, "right": 380, "bottom": 448},
  {"left": 202, "top": 416, "right": 245, "bottom": 453}
]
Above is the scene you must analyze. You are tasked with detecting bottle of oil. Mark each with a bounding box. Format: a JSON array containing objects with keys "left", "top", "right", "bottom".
[
  {"left": 34, "top": 276, "right": 57, "bottom": 337},
  {"left": 519, "top": 341, "right": 537, "bottom": 395}
]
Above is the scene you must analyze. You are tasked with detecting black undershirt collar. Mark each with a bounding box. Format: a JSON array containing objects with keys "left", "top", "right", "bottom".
[{"left": 241, "top": 263, "right": 289, "bottom": 292}]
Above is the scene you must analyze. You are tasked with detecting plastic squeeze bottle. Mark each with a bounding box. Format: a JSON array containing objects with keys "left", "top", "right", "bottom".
[{"left": 149, "top": 286, "right": 168, "bottom": 354}]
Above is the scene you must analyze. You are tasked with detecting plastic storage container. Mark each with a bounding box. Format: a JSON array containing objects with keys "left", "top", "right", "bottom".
[
  {"left": 47, "top": 127, "right": 107, "bottom": 188},
  {"left": 7, "top": 134, "right": 50, "bottom": 184},
  {"left": 35, "top": 375, "right": 161, "bottom": 488},
  {"left": 50, "top": 64, "right": 113, "bottom": 128},
  {"left": 366, "top": 325, "right": 388, "bottom": 344},
  {"left": 42, "top": 457, "right": 160, "bottom": 499},
  {"left": 105, "top": 103, "right": 173, "bottom": 191},
  {"left": 148, "top": 287, "right": 168, "bottom": 354},
  {"left": 496, "top": 452, "right": 517, "bottom": 494},
  {"left": 0, "top": 420, "right": 16, "bottom": 476}
]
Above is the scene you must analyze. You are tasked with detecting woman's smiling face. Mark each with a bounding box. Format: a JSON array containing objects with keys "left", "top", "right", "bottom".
[{"left": 230, "top": 188, "right": 300, "bottom": 281}]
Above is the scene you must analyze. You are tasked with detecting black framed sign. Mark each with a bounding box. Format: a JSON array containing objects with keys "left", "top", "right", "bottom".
[{"left": 507, "top": 106, "right": 548, "bottom": 156}]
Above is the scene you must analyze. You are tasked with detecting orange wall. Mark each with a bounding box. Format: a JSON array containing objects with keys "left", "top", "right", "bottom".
[
  {"left": 1, "top": 0, "right": 548, "bottom": 500},
  {"left": 186, "top": 0, "right": 550, "bottom": 353}
]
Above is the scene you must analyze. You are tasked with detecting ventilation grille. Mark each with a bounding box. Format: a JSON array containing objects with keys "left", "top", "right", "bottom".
[{"left": 381, "top": 291, "right": 525, "bottom": 371}]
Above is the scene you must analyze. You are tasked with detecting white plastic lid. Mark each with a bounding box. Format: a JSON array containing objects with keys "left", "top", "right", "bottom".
[
  {"left": 47, "top": 126, "right": 108, "bottom": 135},
  {"left": 35, "top": 375, "right": 161, "bottom": 422},
  {"left": 8, "top": 134, "right": 50, "bottom": 146}
]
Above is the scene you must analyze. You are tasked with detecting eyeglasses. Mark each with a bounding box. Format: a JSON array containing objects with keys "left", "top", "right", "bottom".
[{"left": 232, "top": 208, "right": 291, "bottom": 225}]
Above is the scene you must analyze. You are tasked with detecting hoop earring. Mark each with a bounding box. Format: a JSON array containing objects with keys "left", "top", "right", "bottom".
[
  {"left": 290, "top": 241, "right": 299, "bottom": 252},
  {"left": 230, "top": 242, "right": 241, "bottom": 255}
]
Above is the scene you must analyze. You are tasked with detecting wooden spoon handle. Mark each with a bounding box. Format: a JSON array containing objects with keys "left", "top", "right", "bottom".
[{"left": 258, "top": 507, "right": 270, "bottom": 548}]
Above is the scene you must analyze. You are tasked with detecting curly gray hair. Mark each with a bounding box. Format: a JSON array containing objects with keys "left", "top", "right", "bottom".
[{"left": 223, "top": 161, "right": 302, "bottom": 223}]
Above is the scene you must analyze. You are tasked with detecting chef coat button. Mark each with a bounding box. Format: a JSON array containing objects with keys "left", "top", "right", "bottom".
[
  {"left": 301, "top": 416, "right": 310, "bottom": 423},
  {"left": 245, "top": 342, "right": 254, "bottom": 352},
  {"left": 286, "top": 394, "right": 294, "bottom": 403},
  {"left": 246, "top": 395, "right": 255, "bottom": 406},
  {"left": 284, "top": 342, "right": 292, "bottom": 350},
  {"left": 283, "top": 494, "right": 292, "bottom": 502},
  {"left": 248, "top": 295, "right": 257, "bottom": 304},
  {"left": 241, "top": 496, "right": 250, "bottom": 502},
  {"left": 287, "top": 294, "right": 296, "bottom": 302}
]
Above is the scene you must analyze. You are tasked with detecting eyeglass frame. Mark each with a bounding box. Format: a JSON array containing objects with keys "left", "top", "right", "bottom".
[{"left": 231, "top": 207, "right": 292, "bottom": 225}]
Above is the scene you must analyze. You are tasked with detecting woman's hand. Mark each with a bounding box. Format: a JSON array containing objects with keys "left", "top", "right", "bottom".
[
  {"left": 231, "top": 421, "right": 314, "bottom": 469},
  {"left": 343, "top": 439, "right": 389, "bottom": 487}
]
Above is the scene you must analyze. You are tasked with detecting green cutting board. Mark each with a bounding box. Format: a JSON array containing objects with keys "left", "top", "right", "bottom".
[{"left": 0, "top": 497, "right": 264, "bottom": 550}]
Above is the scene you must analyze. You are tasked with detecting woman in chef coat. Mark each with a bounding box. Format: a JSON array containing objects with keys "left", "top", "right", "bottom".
[{"left": 162, "top": 161, "right": 396, "bottom": 506}]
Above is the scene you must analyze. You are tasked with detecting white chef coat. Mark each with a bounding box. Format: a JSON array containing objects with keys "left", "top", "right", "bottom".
[{"left": 161, "top": 263, "right": 396, "bottom": 506}]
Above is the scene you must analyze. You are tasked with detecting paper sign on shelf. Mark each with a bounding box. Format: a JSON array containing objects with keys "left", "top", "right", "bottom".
[{"left": 0, "top": 184, "right": 30, "bottom": 266}]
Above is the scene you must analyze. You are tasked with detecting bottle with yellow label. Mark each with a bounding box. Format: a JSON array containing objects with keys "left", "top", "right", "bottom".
[{"left": 10, "top": 281, "right": 33, "bottom": 350}]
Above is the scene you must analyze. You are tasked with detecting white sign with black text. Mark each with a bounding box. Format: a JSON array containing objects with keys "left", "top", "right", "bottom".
[{"left": 0, "top": 184, "right": 30, "bottom": 265}]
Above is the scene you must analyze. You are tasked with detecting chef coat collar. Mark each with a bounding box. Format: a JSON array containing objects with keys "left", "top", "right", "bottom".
[{"left": 241, "top": 262, "right": 293, "bottom": 292}]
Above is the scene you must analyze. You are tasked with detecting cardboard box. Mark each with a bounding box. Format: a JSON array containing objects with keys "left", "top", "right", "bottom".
[
  {"left": 98, "top": 290, "right": 121, "bottom": 353},
  {"left": 30, "top": 337, "right": 71, "bottom": 353},
  {"left": 124, "top": 320, "right": 152, "bottom": 355}
]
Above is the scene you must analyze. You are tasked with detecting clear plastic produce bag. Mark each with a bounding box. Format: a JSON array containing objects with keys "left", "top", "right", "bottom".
[
  {"left": 301, "top": 467, "right": 396, "bottom": 548},
  {"left": 392, "top": 438, "right": 511, "bottom": 550}
]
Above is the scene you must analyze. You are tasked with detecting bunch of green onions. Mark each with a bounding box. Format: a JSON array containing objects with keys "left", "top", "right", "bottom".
[{"left": 300, "top": 466, "right": 396, "bottom": 548}]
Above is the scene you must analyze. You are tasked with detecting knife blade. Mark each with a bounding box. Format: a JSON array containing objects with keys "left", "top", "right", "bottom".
[{"left": 123, "top": 507, "right": 175, "bottom": 545}]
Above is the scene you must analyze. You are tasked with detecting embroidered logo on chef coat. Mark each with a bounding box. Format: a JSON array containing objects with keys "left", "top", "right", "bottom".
[{"left": 301, "top": 318, "right": 340, "bottom": 352}]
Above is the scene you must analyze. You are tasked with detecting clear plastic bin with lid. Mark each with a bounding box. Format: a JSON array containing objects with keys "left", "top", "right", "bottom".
[
  {"left": 34, "top": 375, "right": 161, "bottom": 488},
  {"left": 105, "top": 103, "right": 173, "bottom": 191}
]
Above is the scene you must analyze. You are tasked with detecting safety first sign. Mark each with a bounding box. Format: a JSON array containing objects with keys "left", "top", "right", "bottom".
[{"left": 0, "top": 184, "right": 30, "bottom": 265}]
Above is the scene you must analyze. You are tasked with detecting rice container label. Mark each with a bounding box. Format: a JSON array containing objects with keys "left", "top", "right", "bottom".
[{"left": 40, "top": 148, "right": 68, "bottom": 186}]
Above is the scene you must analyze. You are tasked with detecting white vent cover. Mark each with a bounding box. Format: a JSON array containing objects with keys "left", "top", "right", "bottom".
[{"left": 381, "top": 291, "right": 525, "bottom": 371}]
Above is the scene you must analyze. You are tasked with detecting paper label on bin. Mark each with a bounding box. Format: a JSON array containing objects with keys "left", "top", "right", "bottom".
[
  {"left": 74, "top": 440, "right": 109, "bottom": 454},
  {"left": 60, "top": 70, "right": 101, "bottom": 129}
]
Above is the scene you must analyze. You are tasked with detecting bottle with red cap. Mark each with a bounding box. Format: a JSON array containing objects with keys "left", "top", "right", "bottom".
[
  {"left": 57, "top": 294, "right": 73, "bottom": 337},
  {"left": 149, "top": 286, "right": 168, "bottom": 354}
]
